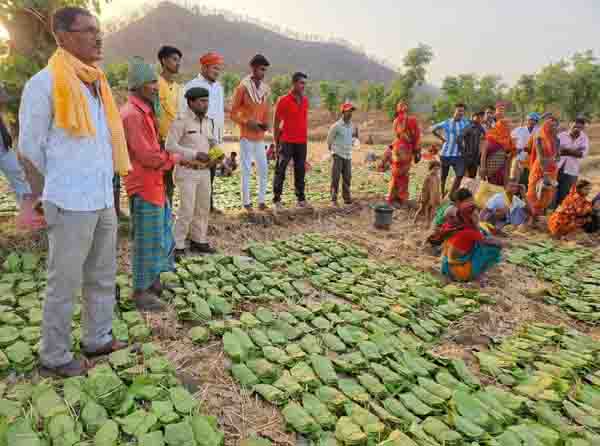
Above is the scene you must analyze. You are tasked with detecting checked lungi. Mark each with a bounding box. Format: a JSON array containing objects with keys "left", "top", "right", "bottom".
[{"left": 130, "top": 195, "right": 175, "bottom": 291}]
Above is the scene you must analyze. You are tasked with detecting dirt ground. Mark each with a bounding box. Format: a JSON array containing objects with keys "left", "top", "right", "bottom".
[{"left": 1, "top": 116, "right": 599, "bottom": 446}]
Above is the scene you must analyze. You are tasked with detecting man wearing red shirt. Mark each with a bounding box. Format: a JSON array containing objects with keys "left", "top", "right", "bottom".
[
  {"left": 121, "top": 57, "right": 180, "bottom": 312},
  {"left": 273, "top": 72, "right": 309, "bottom": 208}
]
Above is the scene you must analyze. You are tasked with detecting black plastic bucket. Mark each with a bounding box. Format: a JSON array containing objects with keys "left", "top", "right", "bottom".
[{"left": 374, "top": 204, "right": 394, "bottom": 229}]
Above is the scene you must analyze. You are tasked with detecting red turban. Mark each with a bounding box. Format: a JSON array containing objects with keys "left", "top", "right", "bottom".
[{"left": 199, "top": 52, "right": 224, "bottom": 66}]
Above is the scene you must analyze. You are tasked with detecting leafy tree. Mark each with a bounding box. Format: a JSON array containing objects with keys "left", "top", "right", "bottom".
[
  {"left": 0, "top": 0, "right": 108, "bottom": 114},
  {"left": 534, "top": 60, "right": 570, "bottom": 111},
  {"left": 358, "top": 81, "right": 370, "bottom": 111},
  {"left": 511, "top": 74, "right": 537, "bottom": 117},
  {"left": 383, "top": 44, "right": 433, "bottom": 118},
  {"left": 270, "top": 73, "right": 291, "bottom": 103},
  {"left": 563, "top": 51, "right": 600, "bottom": 120},
  {"left": 105, "top": 62, "right": 128, "bottom": 89},
  {"left": 432, "top": 73, "right": 505, "bottom": 121},
  {"left": 369, "top": 83, "right": 385, "bottom": 111},
  {"left": 221, "top": 71, "right": 241, "bottom": 99},
  {"left": 0, "top": 38, "right": 7, "bottom": 57},
  {"left": 319, "top": 81, "right": 340, "bottom": 114},
  {"left": 338, "top": 81, "right": 357, "bottom": 103}
]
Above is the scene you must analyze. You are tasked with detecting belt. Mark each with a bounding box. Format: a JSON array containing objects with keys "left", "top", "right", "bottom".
[{"left": 179, "top": 161, "right": 208, "bottom": 170}]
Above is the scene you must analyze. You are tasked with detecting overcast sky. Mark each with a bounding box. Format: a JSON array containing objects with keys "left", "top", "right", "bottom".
[{"left": 102, "top": 0, "right": 598, "bottom": 85}]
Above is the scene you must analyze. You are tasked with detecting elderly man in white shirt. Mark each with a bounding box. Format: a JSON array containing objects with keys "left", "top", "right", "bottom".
[
  {"left": 510, "top": 112, "right": 540, "bottom": 188},
  {"left": 554, "top": 118, "right": 589, "bottom": 208},
  {"left": 18, "top": 6, "right": 131, "bottom": 377},
  {"left": 180, "top": 52, "right": 225, "bottom": 214}
]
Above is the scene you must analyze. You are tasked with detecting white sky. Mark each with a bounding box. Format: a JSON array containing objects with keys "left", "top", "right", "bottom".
[{"left": 4, "top": 0, "right": 599, "bottom": 85}]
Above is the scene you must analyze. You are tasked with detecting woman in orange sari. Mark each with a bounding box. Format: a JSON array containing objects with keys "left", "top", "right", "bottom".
[
  {"left": 387, "top": 102, "right": 421, "bottom": 207},
  {"left": 481, "top": 105, "right": 515, "bottom": 186},
  {"left": 527, "top": 116, "right": 559, "bottom": 224},
  {"left": 548, "top": 179, "right": 593, "bottom": 237}
]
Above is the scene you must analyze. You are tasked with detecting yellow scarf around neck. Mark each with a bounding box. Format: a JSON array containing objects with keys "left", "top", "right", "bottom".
[{"left": 48, "top": 48, "right": 131, "bottom": 176}]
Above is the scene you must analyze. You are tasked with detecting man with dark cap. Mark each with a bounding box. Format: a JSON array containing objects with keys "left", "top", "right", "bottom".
[
  {"left": 231, "top": 54, "right": 272, "bottom": 212},
  {"left": 273, "top": 72, "right": 310, "bottom": 209},
  {"left": 121, "top": 57, "right": 179, "bottom": 312},
  {"left": 0, "top": 85, "right": 31, "bottom": 205},
  {"left": 157, "top": 45, "right": 183, "bottom": 206},
  {"left": 166, "top": 87, "right": 218, "bottom": 257}
]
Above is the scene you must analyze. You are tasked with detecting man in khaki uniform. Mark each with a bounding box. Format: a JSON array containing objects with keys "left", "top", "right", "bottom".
[{"left": 166, "top": 87, "right": 217, "bottom": 257}]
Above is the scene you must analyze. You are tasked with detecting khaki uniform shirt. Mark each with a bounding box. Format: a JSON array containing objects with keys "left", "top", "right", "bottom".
[{"left": 165, "top": 109, "right": 214, "bottom": 168}]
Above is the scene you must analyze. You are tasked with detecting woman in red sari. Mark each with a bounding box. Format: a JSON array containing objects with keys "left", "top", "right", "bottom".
[
  {"left": 481, "top": 104, "right": 515, "bottom": 186},
  {"left": 387, "top": 102, "right": 421, "bottom": 207},
  {"left": 548, "top": 180, "right": 593, "bottom": 238},
  {"left": 527, "top": 116, "right": 559, "bottom": 225}
]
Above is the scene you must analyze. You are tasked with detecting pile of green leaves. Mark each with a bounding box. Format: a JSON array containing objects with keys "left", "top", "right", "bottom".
[
  {"left": 545, "top": 263, "right": 600, "bottom": 324},
  {"left": 0, "top": 252, "right": 151, "bottom": 375},
  {"left": 0, "top": 344, "right": 224, "bottom": 445},
  {"left": 507, "top": 242, "right": 598, "bottom": 324}
]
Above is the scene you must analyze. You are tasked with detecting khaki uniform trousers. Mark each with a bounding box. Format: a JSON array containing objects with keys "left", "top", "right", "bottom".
[{"left": 174, "top": 166, "right": 211, "bottom": 249}]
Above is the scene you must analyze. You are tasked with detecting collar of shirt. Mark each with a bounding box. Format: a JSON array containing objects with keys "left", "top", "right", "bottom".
[
  {"left": 129, "top": 95, "right": 159, "bottom": 138},
  {"left": 558, "top": 130, "right": 588, "bottom": 148},
  {"left": 129, "top": 94, "right": 154, "bottom": 115}
]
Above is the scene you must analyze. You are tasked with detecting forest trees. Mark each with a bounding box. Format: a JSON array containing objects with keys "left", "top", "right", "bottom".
[{"left": 0, "top": 0, "right": 108, "bottom": 114}]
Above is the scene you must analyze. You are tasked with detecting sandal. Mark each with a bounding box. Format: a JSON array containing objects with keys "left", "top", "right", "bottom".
[
  {"left": 83, "top": 338, "right": 131, "bottom": 358},
  {"left": 40, "top": 358, "right": 91, "bottom": 378}
]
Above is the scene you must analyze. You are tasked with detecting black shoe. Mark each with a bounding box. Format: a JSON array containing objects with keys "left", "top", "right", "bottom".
[
  {"left": 189, "top": 241, "right": 217, "bottom": 254},
  {"left": 174, "top": 249, "right": 186, "bottom": 261}
]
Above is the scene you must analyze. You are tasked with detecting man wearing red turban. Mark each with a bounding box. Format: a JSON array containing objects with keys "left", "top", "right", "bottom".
[{"left": 180, "top": 51, "right": 225, "bottom": 214}]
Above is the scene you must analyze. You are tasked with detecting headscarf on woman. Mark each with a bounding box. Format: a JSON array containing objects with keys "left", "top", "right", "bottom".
[{"left": 527, "top": 117, "right": 559, "bottom": 216}]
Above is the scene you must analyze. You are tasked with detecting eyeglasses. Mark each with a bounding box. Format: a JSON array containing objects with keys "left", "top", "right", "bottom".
[{"left": 68, "top": 27, "right": 103, "bottom": 37}]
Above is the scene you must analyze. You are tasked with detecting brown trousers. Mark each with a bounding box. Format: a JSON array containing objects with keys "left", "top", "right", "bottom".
[{"left": 331, "top": 154, "right": 352, "bottom": 202}]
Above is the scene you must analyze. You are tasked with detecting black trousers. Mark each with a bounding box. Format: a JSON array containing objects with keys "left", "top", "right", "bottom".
[
  {"left": 331, "top": 154, "right": 352, "bottom": 202},
  {"left": 553, "top": 168, "right": 577, "bottom": 209},
  {"left": 273, "top": 142, "right": 307, "bottom": 203}
]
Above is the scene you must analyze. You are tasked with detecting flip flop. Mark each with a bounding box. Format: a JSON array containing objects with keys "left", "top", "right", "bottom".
[{"left": 40, "top": 358, "right": 91, "bottom": 378}]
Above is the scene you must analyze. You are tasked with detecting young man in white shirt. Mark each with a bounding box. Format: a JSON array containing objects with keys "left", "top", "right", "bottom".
[
  {"left": 180, "top": 52, "right": 225, "bottom": 214},
  {"left": 510, "top": 112, "right": 540, "bottom": 188},
  {"left": 554, "top": 118, "right": 589, "bottom": 207}
]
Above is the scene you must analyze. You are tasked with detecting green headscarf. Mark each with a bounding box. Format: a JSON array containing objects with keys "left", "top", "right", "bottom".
[{"left": 127, "top": 56, "right": 158, "bottom": 91}]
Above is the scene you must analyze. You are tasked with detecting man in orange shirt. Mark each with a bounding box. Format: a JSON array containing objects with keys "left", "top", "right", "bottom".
[{"left": 230, "top": 54, "right": 272, "bottom": 212}]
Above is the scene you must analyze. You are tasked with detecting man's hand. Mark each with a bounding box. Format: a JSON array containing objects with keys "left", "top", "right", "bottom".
[
  {"left": 195, "top": 152, "right": 210, "bottom": 162},
  {"left": 479, "top": 168, "right": 487, "bottom": 179},
  {"left": 17, "top": 196, "right": 46, "bottom": 231},
  {"left": 247, "top": 120, "right": 262, "bottom": 132},
  {"left": 209, "top": 155, "right": 225, "bottom": 168}
]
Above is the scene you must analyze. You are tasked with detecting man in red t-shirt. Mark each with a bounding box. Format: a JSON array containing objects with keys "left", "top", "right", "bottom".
[{"left": 273, "top": 72, "right": 309, "bottom": 208}]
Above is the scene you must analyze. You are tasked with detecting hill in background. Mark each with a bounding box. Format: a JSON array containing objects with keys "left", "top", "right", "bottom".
[{"left": 103, "top": 1, "right": 397, "bottom": 83}]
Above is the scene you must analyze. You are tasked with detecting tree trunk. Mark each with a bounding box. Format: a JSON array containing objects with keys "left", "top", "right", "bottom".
[{"left": 4, "top": 9, "right": 56, "bottom": 66}]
